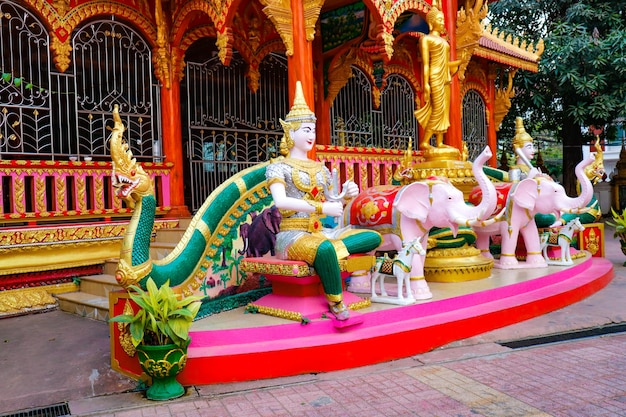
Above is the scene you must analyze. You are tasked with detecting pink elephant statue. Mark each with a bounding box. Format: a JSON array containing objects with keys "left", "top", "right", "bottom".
[
  {"left": 471, "top": 155, "right": 595, "bottom": 269},
  {"left": 344, "top": 146, "right": 498, "bottom": 299}
]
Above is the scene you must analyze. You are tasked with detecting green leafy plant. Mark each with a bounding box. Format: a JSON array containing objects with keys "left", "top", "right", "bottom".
[
  {"left": 110, "top": 278, "right": 203, "bottom": 348},
  {"left": 606, "top": 208, "right": 626, "bottom": 238}
]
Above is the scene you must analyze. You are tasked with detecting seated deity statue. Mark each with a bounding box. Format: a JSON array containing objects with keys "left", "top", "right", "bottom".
[{"left": 266, "top": 82, "right": 382, "bottom": 320}]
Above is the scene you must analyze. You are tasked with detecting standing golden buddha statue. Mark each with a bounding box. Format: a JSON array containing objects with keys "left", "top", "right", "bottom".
[{"left": 415, "top": 1, "right": 462, "bottom": 151}]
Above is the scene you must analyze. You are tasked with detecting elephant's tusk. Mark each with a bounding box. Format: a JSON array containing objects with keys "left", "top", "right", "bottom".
[{"left": 561, "top": 206, "right": 591, "bottom": 214}]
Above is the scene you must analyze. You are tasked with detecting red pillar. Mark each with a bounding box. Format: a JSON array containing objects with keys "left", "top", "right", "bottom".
[
  {"left": 486, "top": 69, "right": 498, "bottom": 167},
  {"left": 288, "top": 0, "right": 317, "bottom": 158},
  {"left": 160, "top": 81, "right": 191, "bottom": 217},
  {"left": 442, "top": 0, "right": 462, "bottom": 150}
]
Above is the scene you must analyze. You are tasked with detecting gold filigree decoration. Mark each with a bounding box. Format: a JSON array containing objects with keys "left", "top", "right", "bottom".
[
  {"left": 51, "top": 35, "right": 72, "bottom": 73},
  {"left": 326, "top": 48, "right": 357, "bottom": 105},
  {"left": 260, "top": 0, "right": 293, "bottom": 56},
  {"left": 216, "top": 27, "right": 234, "bottom": 65},
  {"left": 382, "top": 30, "right": 395, "bottom": 61},
  {"left": 584, "top": 228, "right": 600, "bottom": 256},
  {"left": 115, "top": 258, "right": 152, "bottom": 289},
  {"left": 303, "top": 0, "right": 324, "bottom": 41},
  {"left": 240, "top": 259, "right": 312, "bottom": 277},
  {"left": 0, "top": 287, "right": 56, "bottom": 314},
  {"left": 118, "top": 300, "right": 136, "bottom": 357},
  {"left": 373, "top": 88, "right": 381, "bottom": 109},
  {"left": 493, "top": 68, "right": 516, "bottom": 131},
  {"left": 153, "top": 0, "right": 171, "bottom": 89},
  {"left": 246, "top": 68, "right": 261, "bottom": 93},
  {"left": 247, "top": 303, "right": 304, "bottom": 321},
  {"left": 53, "top": 0, "right": 70, "bottom": 17},
  {"left": 456, "top": 0, "right": 488, "bottom": 81}
]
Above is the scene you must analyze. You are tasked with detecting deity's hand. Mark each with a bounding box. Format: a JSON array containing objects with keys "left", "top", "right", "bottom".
[
  {"left": 323, "top": 201, "right": 344, "bottom": 218},
  {"left": 527, "top": 167, "right": 541, "bottom": 179},
  {"left": 343, "top": 180, "right": 359, "bottom": 199}
]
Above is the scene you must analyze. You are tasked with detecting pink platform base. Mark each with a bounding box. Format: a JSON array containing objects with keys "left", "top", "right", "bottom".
[
  {"left": 249, "top": 291, "right": 367, "bottom": 323},
  {"left": 177, "top": 257, "right": 613, "bottom": 385}
]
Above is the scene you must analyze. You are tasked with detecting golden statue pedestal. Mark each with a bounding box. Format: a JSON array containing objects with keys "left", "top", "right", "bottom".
[
  {"left": 399, "top": 147, "right": 478, "bottom": 198},
  {"left": 398, "top": 145, "right": 493, "bottom": 282},
  {"left": 424, "top": 245, "right": 494, "bottom": 282}
]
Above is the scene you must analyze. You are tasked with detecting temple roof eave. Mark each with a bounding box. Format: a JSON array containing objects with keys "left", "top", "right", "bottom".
[
  {"left": 473, "top": 45, "right": 539, "bottom": 73},
  {"left": 472, "top": 24, "right": 544, "bottom": 72}
]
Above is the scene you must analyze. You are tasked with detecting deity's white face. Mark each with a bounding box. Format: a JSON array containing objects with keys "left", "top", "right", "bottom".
[
  {"left": 520, "top": 142, "right": 536, "bottom": 160},
  {"left": 291, "top": 122, "right": 316, "bottom": 153}
]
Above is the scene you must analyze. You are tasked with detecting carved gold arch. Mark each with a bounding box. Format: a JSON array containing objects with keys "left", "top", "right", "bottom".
[
  {"left": 172, "top": 0, "right": 234, "bottom": 34},
  {"left": 18, "top": 0, "right": 157, "bottom": 72},
  {"left": 384, "top": 64, "right": 421, "bottom": 105},
  {"left": 326, "top": 47, "right": 359, "bottom": 106},
  {"left": 369, "top": 0, "right": 431, "bottom": 60},
  {"left": 172, "top": 0, "right": 220, "bottom": 44},
  {"left": 235, "top": 39, "right": 287, "bottom": 93},
  {"left": 460, "top": 80, "right": 488, "bottom": 103},
  {"left": 179, "top": 26, "right": 219, "bottom": 53},
  {"left": 459, "top": 80, "right": 489, "bottom": 126}
]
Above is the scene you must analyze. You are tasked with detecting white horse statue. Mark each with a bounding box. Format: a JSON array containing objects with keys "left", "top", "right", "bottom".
[
  {"left": 540, "top": 218, "right": 585, "bottom": 265},
  {"left": 371, "top": 238, "right": 426, "bottom": 305}
]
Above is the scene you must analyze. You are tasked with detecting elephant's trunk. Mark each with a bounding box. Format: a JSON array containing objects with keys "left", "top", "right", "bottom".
[
  {"left": 565, "top": 156, "right": 595, "bottom": 211},
  {"left": 458, "top": 147, "right": 497, "bottom": 223}
]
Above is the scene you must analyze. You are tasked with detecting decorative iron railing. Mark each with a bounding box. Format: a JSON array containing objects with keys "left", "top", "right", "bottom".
[
  {"left": 0, "top": 146, "right": 419, "bottom": 224},
  {"left": 316, "top": 145, "right": 422, "bottom": 191},
  {"left": 0, "top": 160, "right": 172, "bottom": 224}
]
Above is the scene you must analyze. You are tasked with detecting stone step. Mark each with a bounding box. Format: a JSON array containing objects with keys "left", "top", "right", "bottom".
[
  {"left": 154, "top": 227, "right": 186, "bottom": 243},
  {"left": 149, "top": 242, "right": 177, "bottom": 260},
  {"left": 78, "top": 274, "right": 122, "bottom": 297},
  {"left": 103, "top": 258, "right": 119, "bottom": 276},
  {"left": 56, "top": 291, "right": 110, "bottom": 322}
]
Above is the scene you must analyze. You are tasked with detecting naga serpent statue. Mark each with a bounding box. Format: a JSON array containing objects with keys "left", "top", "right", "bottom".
[{"left": 110, "top": 105, "right": 272, "bottom": 293}]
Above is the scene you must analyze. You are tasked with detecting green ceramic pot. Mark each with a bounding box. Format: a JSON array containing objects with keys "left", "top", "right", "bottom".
[{"left": 136, "top": 341, "right": 189, "bottom": 400}]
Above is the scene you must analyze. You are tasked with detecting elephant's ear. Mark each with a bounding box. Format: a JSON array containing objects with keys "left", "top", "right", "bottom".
[
  {"left": 512, "top": 178, "right": 539, "bottom": 210},
  {"left": 394, "top": 182, "right": 430, "bottom": 223}
]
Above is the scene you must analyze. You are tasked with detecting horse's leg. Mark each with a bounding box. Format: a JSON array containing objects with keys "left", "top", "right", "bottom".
[
  {"left": 405, "top": 273, "right": 415, "bottom": 301},
  {"left": 371, "top": 272, "right": 378, "bottom": 298},
  {"left": 396, "top": 273, "right": 403, "bottom": 301},
  {"left": 380, "top": 274, "right": 388, "bottom": 297},
  {"left": 562, "top": 240, "right": 571, "bottom": 262}
]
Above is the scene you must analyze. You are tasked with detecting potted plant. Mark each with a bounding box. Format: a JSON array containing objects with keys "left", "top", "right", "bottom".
[
  {"left": 607, "top": 207, "right": 626, "bottom": 265},
  {"left": 110, "top": 278, "right": 203, "bottom": 400}
]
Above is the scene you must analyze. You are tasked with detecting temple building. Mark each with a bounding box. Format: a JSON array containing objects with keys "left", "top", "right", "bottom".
[{"left": 0, "top": 0, "right": 543, "bottom": 314}]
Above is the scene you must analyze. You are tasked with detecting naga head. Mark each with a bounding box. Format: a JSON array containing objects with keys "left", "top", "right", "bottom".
[
  {"left": 584, "top": 136, "right": 606, "bottom": 185},
  {"left": 110, "top": 105, "right": 153, "bottom": 206}
]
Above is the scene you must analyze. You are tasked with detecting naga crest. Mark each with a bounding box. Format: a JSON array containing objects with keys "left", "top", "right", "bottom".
[
  {"left": 585, "top": 136, "right": 606, "bottom": 185},
  {"left": 110, "top": 105, "right": 153, "bottom": 206}
]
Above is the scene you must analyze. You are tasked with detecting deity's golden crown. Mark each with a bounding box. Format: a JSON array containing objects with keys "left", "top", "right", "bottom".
[
  {"left": 513, "top": 117, "right": 533, "bottom": 148},
  {"left": 283, "top": 81, "right": 316, "bottom": 123}
]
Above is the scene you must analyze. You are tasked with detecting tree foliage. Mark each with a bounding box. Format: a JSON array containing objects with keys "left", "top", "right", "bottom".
[{"left": 487, "top": 0, "right": 626, "bottom": 194}]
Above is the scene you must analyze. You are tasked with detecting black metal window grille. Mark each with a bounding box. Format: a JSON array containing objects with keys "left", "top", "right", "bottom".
[
  {"left": 183, "top": 45, "right": 288, "bottom": 212},
  {"left": 330, "top": 67, "right": 416, "bottom": 151},
  {"left": 462, "top": 89, "right": 487, "bottom": 161},
  {"left": 0, "top": 2, "right": 161, "bottom": 161}
]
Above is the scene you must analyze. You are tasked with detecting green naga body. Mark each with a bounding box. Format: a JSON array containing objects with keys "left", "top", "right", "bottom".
[{"left": 110, "top": 105, "right": 271, "bottom": 291}]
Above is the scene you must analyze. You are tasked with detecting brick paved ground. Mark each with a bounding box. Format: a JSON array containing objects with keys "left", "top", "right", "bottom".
[
  {"left": 3, "top": 222, "right": 625, "bottom": 416},
  {"left": 74, "top": 332, "right": 626, "bottom": 417}
]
